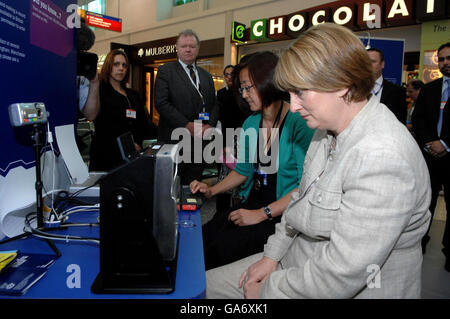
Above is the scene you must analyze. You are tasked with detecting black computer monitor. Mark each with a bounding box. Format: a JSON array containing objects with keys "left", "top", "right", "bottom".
[
  {"left": 92, "top": 144, "right": 180, "bottom": 294},
  {"left": 117, "top": 131, "right": 140, "bottom": 163}
]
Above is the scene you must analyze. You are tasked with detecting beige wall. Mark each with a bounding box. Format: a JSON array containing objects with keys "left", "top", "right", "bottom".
[
  {"left": 90, "top": 0, "right": 331, "bottom": 58},
  {"left": 90, "top": 0, "right": 422, "bottom": 66}
]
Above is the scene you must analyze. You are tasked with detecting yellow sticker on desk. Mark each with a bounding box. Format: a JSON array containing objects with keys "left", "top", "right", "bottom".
[
  {"left": 187, "top": 198, "right": 197, "bottom": 203},
  {"left": 0, "top": 251, "right": 18, "bottom": 273}
]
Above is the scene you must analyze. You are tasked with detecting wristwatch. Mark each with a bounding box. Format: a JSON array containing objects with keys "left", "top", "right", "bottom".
[{"left": 263, "top": 206, "right": 273, "bottom": 221}]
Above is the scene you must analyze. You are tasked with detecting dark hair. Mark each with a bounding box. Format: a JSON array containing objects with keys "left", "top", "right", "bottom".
[
  {"left": 408, "top": 79, "right": 424, "bottom": 90},
  {"left": 223, "top": 65, "right": 234, "bottom": 74},
  {"left": 367, "top": 47, "right": 385, "bottom": 62},
  {"left": 238, "top": 51, "right": 287, "bottom": 108},
  {"left": 100, "top": 49, "right": 129, "bottom": 87},
  {"left": 438, "top": 42, "right": 450, "bottom": 54},
  {"left": 231, "top": 58, "right": 250, "bottom": 112}
]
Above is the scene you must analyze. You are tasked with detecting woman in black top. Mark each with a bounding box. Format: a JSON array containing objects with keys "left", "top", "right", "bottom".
[{"left": 89, "top": 49, "right": 155, "bottom": 171}]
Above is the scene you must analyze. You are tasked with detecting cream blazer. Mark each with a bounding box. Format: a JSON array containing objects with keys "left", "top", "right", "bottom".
[{"left": 261, "top": 96, "right": 431, "bottom": 298}]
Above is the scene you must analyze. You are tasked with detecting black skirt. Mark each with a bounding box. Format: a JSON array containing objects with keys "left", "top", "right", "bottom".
[{"left": 202, "top": 176, "right": 280, "bottom": 270}]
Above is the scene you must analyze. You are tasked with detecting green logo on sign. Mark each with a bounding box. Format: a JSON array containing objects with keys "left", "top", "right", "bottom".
[
  {"left": 236, "top": 25, "right": 244, "bottom": 38},
  {"left": 232, "top": 21, "right": 246, "bottom": 43}
]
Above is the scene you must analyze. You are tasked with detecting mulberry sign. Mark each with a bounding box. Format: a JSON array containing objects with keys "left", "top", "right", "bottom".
[{"left": 137, "top": 44, "right": 176, "bottom": 58}]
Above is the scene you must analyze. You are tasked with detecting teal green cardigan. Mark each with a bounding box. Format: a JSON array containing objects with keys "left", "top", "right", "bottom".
[{"left": 234, "top": 110, "right": 314, "bottom": 201}]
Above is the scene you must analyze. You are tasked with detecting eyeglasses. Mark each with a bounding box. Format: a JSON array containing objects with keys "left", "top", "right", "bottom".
[
  {"left": 239, "top": 85, "right": 254, "bottom": 94},
  {"left": 224, "top": 72, "right": 233, "bottom": 77},
  {"left": 438, "top": 55, "right": 450, "bottom": 62}
]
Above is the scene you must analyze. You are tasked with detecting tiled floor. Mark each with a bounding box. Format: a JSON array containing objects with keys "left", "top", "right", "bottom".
[
  {"left": 200, "top": 194, "right": 450, "bottom": 298},
  {"left": 422, "top": 219, "right": 450, "bottom": 299}
]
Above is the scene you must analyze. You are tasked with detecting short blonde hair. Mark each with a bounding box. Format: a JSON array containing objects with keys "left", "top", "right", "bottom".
[{"left": 275, "top": 23, "right": 374, "bottom": 103}]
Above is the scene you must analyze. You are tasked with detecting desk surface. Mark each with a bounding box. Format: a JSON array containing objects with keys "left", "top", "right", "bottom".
[{"left": 0, "top": 210, "right": 205, "bottom": 299}]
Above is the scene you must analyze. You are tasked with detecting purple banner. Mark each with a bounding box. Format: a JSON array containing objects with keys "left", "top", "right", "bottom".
[{"left": 30, "top": 0, "right": 72, "bottom": 57}]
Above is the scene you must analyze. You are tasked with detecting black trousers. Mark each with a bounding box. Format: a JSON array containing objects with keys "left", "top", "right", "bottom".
[
  {"left": 422, "top": 151, "right": 450, "bottom": 256},
  {"left": 202, "top": 188, "right": 280, "bottom": 270}
]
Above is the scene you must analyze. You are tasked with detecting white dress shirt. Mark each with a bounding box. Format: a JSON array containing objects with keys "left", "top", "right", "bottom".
[
  {"left": 371, "top": 76, "right": 384, "bottom": 100},
  {"left": 178, "top": 59, "right": 200, "bottom": 90}
]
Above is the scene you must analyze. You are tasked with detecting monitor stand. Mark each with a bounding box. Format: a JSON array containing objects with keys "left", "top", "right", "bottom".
[{"left": 91, "top": 235, "right": 179, "bottom": 294}]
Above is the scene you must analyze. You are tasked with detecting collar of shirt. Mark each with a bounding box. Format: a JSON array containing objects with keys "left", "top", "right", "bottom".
[
  {"left": 178, "top": 59, "right": 199, "bottom": 86},
  {"left": 372, "top": 76, "right": 383, "bottom": 97},
  {"left": 178, "top": 59, "right": 197, "bottom": 72},
  {"left": 443, "top": 75, "right": 450, "bottom": 91},
  {"left": 375, "top": 76, "right": 383, "bottom": 87}
]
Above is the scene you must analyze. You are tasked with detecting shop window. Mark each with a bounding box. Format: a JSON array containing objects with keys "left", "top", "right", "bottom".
[
  {"left": 80, "top": 0, "right": 105, "bottom": 15},
  {"left": 174, "top": 0, "right": 198, "bottom": 6},
  {"left": 422, "top": 50, "right": 442, "bottom": 83},
  {"left": 197, "top": 56, "right": 224, "bottom": 91}
]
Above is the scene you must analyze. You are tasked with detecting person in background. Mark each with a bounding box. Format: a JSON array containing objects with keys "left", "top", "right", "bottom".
[
  {"left": 367, "top": 47, "right": 407, "bottom": 124},
  {"left": 78, "top": 73, "right": 100, "bottom": 121},
  {"left": 206, "top": 23, "right": 431, "bottom": 299},
  {"left": 77, "top": 19, "right": 99, "bottom": 121},
  {"left": 190, "top": 51, "right": 314, "bottom": 270},
  {"left": 406, "top": 79, "right": 424, "bottom": 133},
  {"left": 217, "top": 65, "right": 250, "bottom": 136},
  {"left": 155, "top": 29, "right": 219, "bottom": 185},
  {"left": 412, "top": 42, "right": 450, "bottom": 271},
  {"left": 88, "top": 49, "right": 155, "bottom": 172},
  {"left": 75, "top": 19, "right": 100, "bottom": 155},
  {"left": 216, "top": 65, "right": 251, "bottom": 212}
]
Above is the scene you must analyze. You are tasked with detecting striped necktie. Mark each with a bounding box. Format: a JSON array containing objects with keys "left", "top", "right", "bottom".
[
  {"left": 438, "top": 78, "right": 449, "bottom": 136},
  {"left": 187, "top": 64, "right": 197, "bottom": 85}
]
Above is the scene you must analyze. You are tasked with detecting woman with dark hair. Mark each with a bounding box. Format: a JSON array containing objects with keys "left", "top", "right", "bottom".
[
  {"left": 190, "top": 51, "right": 314, "bottom": 270},
  {"left": 89, "top": 49, "right": 155, "bottom": 171}
]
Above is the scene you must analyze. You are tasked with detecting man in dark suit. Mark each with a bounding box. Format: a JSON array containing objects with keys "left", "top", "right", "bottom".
[
  {"left": 406, "top": 79, "right": 424, "bottom": 133},
  {"left": 155, "top": 29, "right": 219, "bottom": 184},
  {"left": 367, "top": 48, "right": 407, "bottom": 124},
  {"left": 412, "top": 42, "right": 450, "bottom": 271}
]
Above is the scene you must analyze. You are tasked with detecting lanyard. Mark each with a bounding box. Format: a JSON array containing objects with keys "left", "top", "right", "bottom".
[
  {"left": 125, "top": 95, "right": 132, "bottom": 108},
  {"left": 374, "top": 82, "right": 383, "bottom": 97},
  {"left": 373, "top": 82, "right": 383, "bottom": 97},
  {"left": 256, "top": 101, "right": 284, "bottom": 165},
  {"left": 186, "top": 65, "right": 205, "bottom": 108}
]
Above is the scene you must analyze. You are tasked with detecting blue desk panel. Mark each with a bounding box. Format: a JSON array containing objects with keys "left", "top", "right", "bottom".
[{"left": 0, "top": 210, "right": 205, "bottom": 299}]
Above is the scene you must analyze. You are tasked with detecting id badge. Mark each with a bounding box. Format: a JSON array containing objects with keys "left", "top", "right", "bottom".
[
  {"left": 255, "top": 168, "right": 268, "bottom": 188},
  {"left": 198, "top": 112, "right": 210, "bottom": 121},
  {"left": 126, "top": 108, "right": 137, "bottom": 119},
  {"left": 262, "top": 172, "right": 268, "bottom": 186}
]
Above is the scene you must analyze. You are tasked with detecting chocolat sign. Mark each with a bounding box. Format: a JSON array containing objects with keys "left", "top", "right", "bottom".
[{"left": 233, "top": 0, "right": 449, "bottom": 43}]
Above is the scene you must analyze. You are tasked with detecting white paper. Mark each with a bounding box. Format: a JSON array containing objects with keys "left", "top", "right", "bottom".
[
  {"left": 0, "top": 151, "right": 71, "bottom": 238},
  {"left": 0, "top": 166, "right": 36, "bottom": 238},
  {"left": 55, "top": 124, "right": 89, "bottom": 184}
]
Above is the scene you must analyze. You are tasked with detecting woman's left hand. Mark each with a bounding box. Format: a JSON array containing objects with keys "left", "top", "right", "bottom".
[
  {"left": 228, "top": 208, "right": 266, "bottom": 226},
  {"left": 239, "top": 256, "right": 278, "bottom": 299}
]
